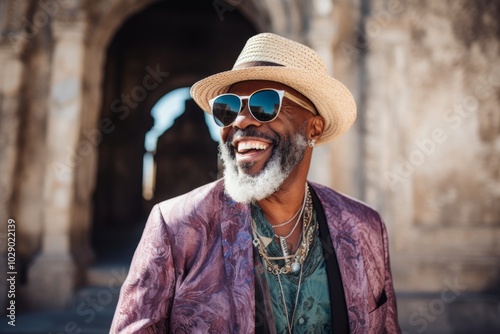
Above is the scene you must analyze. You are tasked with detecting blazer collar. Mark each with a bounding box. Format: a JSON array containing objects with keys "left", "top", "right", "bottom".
[{"left": 310, "top": 183, "right": 371, "bottom": 332}]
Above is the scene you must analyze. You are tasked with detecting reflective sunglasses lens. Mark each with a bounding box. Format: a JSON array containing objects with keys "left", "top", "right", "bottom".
[
  {"left": 249, "top": 90, "right": 281, "bottom": 122},
  {"left": 212, "top": 95, "right": 241, "bottom": 127}
]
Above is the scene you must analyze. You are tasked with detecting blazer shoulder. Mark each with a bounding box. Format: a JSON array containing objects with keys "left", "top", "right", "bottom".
[{"left": 156, "top": 180, "right": 224, "bottom": 227}]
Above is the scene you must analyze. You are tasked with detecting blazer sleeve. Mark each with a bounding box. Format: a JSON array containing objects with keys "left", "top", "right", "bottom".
[
  {"left": 381, "top": 220, "right": 401, "bottom": 333},
  {"left": 110, "top": 204, "right": 176, "bottom": 333}
]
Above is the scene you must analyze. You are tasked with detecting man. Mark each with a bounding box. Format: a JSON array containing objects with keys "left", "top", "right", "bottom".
[{"left": 111, "top": 33, "right": 400, "bottom": 333}]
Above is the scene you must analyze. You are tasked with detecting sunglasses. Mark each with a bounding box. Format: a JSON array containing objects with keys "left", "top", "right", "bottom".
[{"left": 208, "top": 88, "right": 316, "bottom": 127}]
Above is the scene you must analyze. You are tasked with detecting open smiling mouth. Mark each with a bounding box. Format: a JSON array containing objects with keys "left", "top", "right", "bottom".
[
  {"left": 236, "top": 140, "right": 269, "bottom": 153},
  {"left": 233, "top": 139, "right": 273, "bottom": 167}
]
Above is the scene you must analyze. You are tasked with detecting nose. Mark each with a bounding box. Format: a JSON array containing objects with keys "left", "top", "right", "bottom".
[{"left": 231, "top": 102, "right": 261, "bottom": 129}]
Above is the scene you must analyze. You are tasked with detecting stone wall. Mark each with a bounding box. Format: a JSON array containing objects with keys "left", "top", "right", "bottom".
[{"left": 326, "top": 0, "right": 500, "bottom": 294}]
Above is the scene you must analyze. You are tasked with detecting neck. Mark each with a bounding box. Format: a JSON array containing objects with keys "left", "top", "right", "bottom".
[
  {"left": 255, "top": 151, "right": 313, "bottom": 252},
  {"left": 257, "top": 183, "right": 306, "bottom": 226},
  {"left": 256, "top": 154, "right": 311, "bottom": 227},
  {"left": 259, "top": 183, "right": 307, "bottom": 252}
]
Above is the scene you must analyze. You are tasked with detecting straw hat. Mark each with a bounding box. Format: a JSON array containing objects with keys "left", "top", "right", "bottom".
[{"left": 190, "top": 33, "right": 356, "bottom": 144}]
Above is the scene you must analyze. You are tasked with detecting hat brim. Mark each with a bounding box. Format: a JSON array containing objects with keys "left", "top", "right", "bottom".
[{"left": 190, "top": 66, "right": 357, "bottom": 144}]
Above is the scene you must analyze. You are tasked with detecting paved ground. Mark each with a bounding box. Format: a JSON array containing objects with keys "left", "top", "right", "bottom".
[
  {"left": 0, "top": 289, "right": 117, "bottom": 333},
  {"left": 0, "top": 263, "right": 125, "bottom": 334},
  {"left": 398, "top": 291, "right": 500, "bottom": 334},
  {"left": 2, "top": 287, "right": 499, "bottom": 333},
  {"left": 0, "top": 226, "right": 138, "bottom": 334}
]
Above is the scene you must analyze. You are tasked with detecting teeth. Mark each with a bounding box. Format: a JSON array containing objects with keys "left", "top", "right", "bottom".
[{"left": 237, "top": 141, "right": 268, "bottom": 152}]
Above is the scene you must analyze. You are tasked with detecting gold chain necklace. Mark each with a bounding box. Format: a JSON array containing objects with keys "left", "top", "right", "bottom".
[
  {"left": 271, "top": 183, "right": 308, "bottom": 230},
  {"left": 271, "top": 200, "right": 303, "bottom": 229},
  {"left": 251, "top": 185, "right": 316, "bottom": 275},
  {"left": 250, "top": 184, "right": 314, "bottom": 333}
]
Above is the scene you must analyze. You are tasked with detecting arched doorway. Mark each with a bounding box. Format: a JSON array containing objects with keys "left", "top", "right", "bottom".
[
  {"left": 142, "top": 87, "right": 221, "bottom": 210},
  {"left": 91, "top": 0, "right": 257, "bottom": 260}
]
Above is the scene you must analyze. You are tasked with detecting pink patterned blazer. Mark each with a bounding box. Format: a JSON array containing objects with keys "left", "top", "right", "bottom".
[{"left": 110, "top": 180, "right": 400, "bottom": 333}]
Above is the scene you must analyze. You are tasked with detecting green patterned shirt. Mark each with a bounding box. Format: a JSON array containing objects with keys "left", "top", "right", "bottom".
[{"left": 252, "top": 204, "right": 332, "bottom": 333}]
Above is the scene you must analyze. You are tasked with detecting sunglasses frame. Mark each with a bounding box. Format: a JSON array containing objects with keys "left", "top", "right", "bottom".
[{"left": 209, "top": 88, "right": 316, "bottom": 128}]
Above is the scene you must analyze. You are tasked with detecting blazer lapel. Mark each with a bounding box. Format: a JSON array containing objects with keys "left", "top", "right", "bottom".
[
  {"left": 312, "top": 184, "right": 371, "bottom": 334},
  {"left": 219, "top": 194, "right": 255, "bottom": 334}
]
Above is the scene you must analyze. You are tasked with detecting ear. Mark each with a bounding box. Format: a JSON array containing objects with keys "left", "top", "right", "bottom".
[{"left": 308, "top": 115, "right": 325, "bottom": 142}]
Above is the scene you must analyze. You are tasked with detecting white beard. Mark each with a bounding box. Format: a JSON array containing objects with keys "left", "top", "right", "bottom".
[{"left": 219, "top": 132, "right": 308, "bottom": 204}]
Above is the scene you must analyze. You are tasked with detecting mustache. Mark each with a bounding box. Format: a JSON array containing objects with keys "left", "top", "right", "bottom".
[{"left": 229, "top": 127, "right": 278, "bottom": 145}]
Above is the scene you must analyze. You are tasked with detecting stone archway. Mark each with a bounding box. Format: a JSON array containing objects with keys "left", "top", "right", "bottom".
[{"left": 23, "top": 0, "right": 260, "bottom": 310}]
